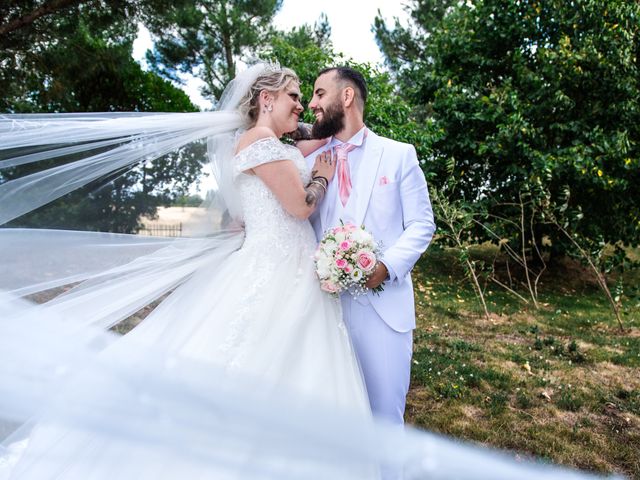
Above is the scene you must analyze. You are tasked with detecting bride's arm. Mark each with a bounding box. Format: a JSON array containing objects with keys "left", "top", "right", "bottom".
[{"left": 252, "top": 152, "right": 336, "bottom": 220}]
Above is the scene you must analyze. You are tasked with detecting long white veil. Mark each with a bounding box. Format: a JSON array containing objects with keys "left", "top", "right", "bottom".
[
  {"left": 0, "top": 63, "right": 269, "bottom": 330},
  {"left": 0, "top": 63, "right": 611, "bottom": 479}
]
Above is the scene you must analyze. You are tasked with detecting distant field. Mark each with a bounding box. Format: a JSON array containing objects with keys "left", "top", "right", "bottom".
[{"left": 139, "top": 206, "right": 221, "bottom": 237}]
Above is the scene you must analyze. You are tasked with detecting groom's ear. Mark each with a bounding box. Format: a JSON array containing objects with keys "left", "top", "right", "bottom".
[{"left": 342, "top": 86, "right": 356, "bottom": 108}]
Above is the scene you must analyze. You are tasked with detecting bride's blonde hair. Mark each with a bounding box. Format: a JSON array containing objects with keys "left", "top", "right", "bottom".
[{"left": 238, "top": 66, "right": 299, "bottom": 127}]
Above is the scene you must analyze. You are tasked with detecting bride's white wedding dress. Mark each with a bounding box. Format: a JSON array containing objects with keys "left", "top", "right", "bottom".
[
  {"left": 0, "top": 137, "right": 374, "bottom": 479},
  {"left": 121, "top": 136, "right": 370, "bottom": 406}
]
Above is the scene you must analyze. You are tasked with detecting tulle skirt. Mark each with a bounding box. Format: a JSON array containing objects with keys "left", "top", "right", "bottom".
[{"left": 0, "top": 235, "right": 376, "bottom": 479}]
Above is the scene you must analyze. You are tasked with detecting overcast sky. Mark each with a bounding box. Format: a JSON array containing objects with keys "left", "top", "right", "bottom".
[
  {"left": 273, "top": 0, "right": 409, "bottom": 64},
  {"left": 132, "top": 0, "right": 411, "bottom": 109}
]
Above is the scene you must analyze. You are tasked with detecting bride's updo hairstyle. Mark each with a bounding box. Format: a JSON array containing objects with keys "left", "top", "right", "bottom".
[{"left": 238, "top": 66, "right": 299, "bottom": 127}]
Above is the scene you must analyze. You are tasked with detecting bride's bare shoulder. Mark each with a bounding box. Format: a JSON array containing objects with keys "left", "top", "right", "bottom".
[{"left": 235, "top": 126, "right": 278, "bottom": 154}]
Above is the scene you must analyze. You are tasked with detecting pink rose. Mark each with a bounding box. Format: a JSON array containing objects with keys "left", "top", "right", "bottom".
[
  {"left": 344, "top": 223, "right": 357, "bottom": 232},
  {"left": 321, "top": 280, "right": 339, "bottom": 293},
  {"left": 344, "top": 265, "right": 352, "bottom": 274},
  {"left": 339, "top": 240, "right": 351, "bottom": 250},
  {"left": 336, "top": 258, "right": 347, "bottom": 269},
  {"left": 356, "top": 251, "right": 376, "bottom": 272}
]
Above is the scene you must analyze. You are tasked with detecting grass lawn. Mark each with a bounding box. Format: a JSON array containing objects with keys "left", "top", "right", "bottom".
[{"left": 407, "top": 247, "right": 640, "bottom": 478}]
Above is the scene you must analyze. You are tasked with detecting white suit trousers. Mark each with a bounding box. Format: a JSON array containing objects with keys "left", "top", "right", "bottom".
[{"left": 341, "top": 295, "right": 413, "bottom": 425}]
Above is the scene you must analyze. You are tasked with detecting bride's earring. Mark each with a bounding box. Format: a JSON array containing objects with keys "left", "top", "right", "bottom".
[{"left": 267, "top": 104, "right": 273, "bottom": 112}]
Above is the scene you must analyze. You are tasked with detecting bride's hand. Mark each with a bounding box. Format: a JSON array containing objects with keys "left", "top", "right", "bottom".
[{"left": 312, "top": 149, "right": 337, "bottom": 183}]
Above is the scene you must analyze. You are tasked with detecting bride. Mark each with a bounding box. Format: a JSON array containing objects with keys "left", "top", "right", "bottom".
[
  {"left": 0, "top": 63, "right": 379, "bottom": 478},
  {"left": 0, "top": 63, "right": 597, "bottom": 480}
]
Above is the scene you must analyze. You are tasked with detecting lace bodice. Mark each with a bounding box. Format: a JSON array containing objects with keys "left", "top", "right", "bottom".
[{"left": 233, "top": 137, "right": 316, "bottom": 256}]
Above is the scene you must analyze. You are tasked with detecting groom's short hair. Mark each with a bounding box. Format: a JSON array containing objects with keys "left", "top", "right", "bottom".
[{"left": 319, "top": 66, "right": 368, "bottom": 111}]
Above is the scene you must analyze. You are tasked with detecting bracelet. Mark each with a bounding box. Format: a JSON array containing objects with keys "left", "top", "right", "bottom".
[
  {"left": 312, "top": 175, "right": 328, "bottom": 188},
  {"left": 309, "top": 180, "right": 327, "bottom": 192}
]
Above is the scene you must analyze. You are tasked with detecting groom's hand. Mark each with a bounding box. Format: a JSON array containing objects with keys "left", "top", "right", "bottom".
[{"left": 365, "top": 261, "right": 388, "bottom": 289}]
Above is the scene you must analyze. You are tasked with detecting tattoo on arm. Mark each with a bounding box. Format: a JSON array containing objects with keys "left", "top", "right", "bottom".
[
  {"left": 304, "top": 176, "right": 328, "bottom": 207},
  {"left": 289, "top": 122, "right": 313, "bottom": 141}
]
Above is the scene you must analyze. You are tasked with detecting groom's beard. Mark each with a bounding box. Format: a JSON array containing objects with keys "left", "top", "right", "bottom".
[{"left": 311, "top": 101, "right": 345, "bottom": 139}]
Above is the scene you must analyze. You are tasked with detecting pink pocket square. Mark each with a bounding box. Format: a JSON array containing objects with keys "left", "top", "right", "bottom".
[{"left": 379, "top": 176, "right": 389, "bottom": 186}]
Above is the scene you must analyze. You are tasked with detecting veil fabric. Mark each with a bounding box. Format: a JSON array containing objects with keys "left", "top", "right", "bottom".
[
  {"left": 0, "top": 63, "right": 609, "bottom": 479},
  {"left": 0, "top": 64, "right": 269, "bottom": 330},
  {"left": 0, "top": 299, "right": 604, "bottom": 480}
]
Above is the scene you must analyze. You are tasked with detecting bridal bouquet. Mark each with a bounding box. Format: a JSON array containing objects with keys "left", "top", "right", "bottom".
[{"left": 314, "top": 223, "right": 384, "bottom": 296}]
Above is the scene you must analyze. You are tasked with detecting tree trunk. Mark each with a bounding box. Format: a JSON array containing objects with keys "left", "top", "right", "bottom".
[
  {"left": 0, "top": 0, "right": 84, "bottom": 37},
  {"left": 218, "top": 0, "right": 235, "bottom": 79}
]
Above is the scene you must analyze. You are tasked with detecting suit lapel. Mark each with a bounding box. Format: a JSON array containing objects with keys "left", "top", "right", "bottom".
[{"left": 355, "top": 132, "right": 383, "bottom": 226}]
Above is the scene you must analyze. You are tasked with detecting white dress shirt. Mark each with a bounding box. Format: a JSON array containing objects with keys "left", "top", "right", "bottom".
[{"left": 324, "top": 126, "right": 368, "bottom": 229}]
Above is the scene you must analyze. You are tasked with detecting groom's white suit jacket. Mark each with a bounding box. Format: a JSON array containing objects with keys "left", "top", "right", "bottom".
[{"left": 306, "top": 128, "right": 436, "bottom": 332}]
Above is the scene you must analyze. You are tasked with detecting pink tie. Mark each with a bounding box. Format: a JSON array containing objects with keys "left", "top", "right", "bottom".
[
  {"left": 335, "top": 142, "right": 357, "bottom": 207},
  {"left": 335, "top": 129, "right": 367, "bottom": 207}
]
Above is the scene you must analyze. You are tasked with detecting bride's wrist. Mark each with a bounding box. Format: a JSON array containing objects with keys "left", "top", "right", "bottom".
[{"left": 312, "top": 175, "right": 328, "bottom": 188}]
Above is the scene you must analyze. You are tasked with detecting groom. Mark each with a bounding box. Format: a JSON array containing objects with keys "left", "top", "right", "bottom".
[{"left": 304, "top": 67, "right": 436, "bottom": 429}]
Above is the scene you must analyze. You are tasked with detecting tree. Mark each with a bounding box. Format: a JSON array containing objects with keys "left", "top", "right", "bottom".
[
  {"left": 145, "top": 0, "right": 283, "bottom": 102},
  {"left": 1, "top": 1, "right": 203, "bottom": 233},
  {"left": 375, "top": 0, "right": 640, "bottom": 265},
  {"left": 0, "top": 0, "right": 186, "bottom": 112},
  {"left": 374, "top": 0, "right": 455, "bottom": 76},
  {"left": 263, "top": 19, "right": 438, "bottom": 160},
  {"left": 0, "top": 0, "right": 86, "bottom": 37},
  {"left": 260, "top": 17, "right": 336, "bottom": 123}
]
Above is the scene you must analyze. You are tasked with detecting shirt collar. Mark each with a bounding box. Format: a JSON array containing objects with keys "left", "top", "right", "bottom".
[{"left": 331, "top": 125, "right": 367, "bottom": 148}]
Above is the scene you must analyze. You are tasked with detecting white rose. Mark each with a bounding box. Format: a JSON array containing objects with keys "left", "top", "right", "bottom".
[
  {"left": 316, "top": 257, "right": 331, "bottom": 278},
  {"left": 349, "top": 268, "right": 364, "bottom": 283},
  {"left": 325, "top": 241, "right": 338, "bottom": 256},
  {"left": 351, "top": 229, "right": 366, "bottom": 243}
]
